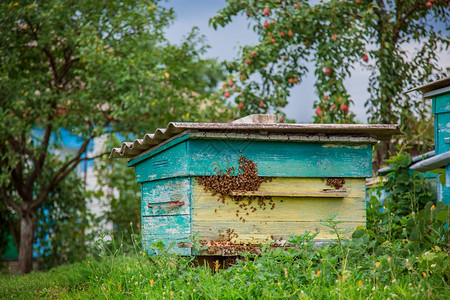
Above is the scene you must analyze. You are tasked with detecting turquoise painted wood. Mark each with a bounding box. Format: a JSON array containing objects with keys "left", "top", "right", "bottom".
[
  {"left": 433, "top": 92, "right": 450, "bottom": 204},
  {"left": 140, "top": 177, "right": 192, "bottom": 255},
  {"left": 187, "top": 140, "right": 372, "bottom": 178},
  {"left": 133, "top": 138, "right": 373, "bottom": 182},
  {"left": 142, "top": 215, "right": 191, "bottom": 256},
  {"left": 134, "top": 142, "right": 188, "bottom": 183}
]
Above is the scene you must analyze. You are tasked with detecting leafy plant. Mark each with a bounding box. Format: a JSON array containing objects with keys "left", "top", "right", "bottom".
[{"left": 368, "top": 152, "right": 435, "bottom": 241}]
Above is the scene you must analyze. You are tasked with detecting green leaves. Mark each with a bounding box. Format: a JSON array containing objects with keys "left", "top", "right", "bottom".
[{"left": 211, "top": 0, "right": 448, "bottom": 127}]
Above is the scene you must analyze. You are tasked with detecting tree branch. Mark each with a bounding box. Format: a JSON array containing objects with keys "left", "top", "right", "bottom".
[
  {"left": 30, "top": 134, "right": 96, "bottom": 211},
  {"left": 392, "top": 0, "right": 423, "bottom": 44},
  {"left": 24, "top": 18, "right": 59, "bottom": 83},
  {"left": 25, "top": 123, "right": 52, "bottom": 192}
]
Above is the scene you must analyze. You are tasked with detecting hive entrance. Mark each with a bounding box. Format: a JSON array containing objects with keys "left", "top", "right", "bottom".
[{"left": 195, "top": 156, "right": 273, "bottom": 223}]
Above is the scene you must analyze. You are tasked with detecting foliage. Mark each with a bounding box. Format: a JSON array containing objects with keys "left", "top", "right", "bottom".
[
  {"left": 367, "top": 152, "right": 435, "bottom": 241},
  {"left": 210, "top": 0, "right": 448, "bottom": 130},
  {"left": 0, "top": 0, "right": 226, "bottom": 273},
  {"left": 1, "top": 210, "right": 449, "bottom": 299},
  {"left": 34, "top": 170, "right": 93, "bottom": 271},
  {"left": 91, "top": 135, "right": 141, "bottom": 247}
]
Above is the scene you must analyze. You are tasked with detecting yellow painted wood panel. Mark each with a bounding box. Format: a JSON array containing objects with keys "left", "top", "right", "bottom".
[
  {"left": 192, "top": 177, "right": 366, "bottom": 242},
  {"left": 194, "top": 220, "right": 363, "bottom": 242}
]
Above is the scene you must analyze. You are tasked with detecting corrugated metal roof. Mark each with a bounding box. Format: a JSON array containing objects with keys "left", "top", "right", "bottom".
[{"left": 110, "top": 116, "right": 400, "bottom": 159}]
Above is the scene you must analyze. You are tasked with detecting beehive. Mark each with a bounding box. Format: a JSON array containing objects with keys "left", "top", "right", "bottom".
[
  {"left": 111, "top": 115, "right": 398, "bottom": 255},
  {"left": 408, "top": 76, "right": 450, "bottom": 203}
]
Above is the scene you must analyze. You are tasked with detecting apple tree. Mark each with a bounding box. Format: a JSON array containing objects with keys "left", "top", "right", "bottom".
[
  {"left": 0, "top": 0, "right": 226, "bottom": 274},
  {"left": 211, "top": 0, "right": 448, "bottom": 130}
]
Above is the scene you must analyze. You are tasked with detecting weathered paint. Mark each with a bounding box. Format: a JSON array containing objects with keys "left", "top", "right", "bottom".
[
  {"left": 433, "top": 92, "right": 450, "bottom": 204},
  {"left": 193, "top": 221, "right": 362, "bottom": 242},
  {"left": 141, "top": 177, "right": 192, "bottom": 255},
  {"left": 433, "top": 93, "right": 450, "bottom": 114},
  {"left": 192, "top": 178, "right": 366, "bottom": 242},
  {"left": 141, "top": 177, "right": 191, "bottom": 216},
  {"left": 128, "top": 133, "right": 190, "bottom": 167},
  {"left": 187, "top": 139, "right": 372, "bottom": 178},
  {"left": 134, "top": 142, "right": 188, "bottom": 182},
  {"left": 435, "top": 112, "right": 450, "bottom": 155},
  {"left": 142, "top": 215, "right": 191, "bottom": 255}
]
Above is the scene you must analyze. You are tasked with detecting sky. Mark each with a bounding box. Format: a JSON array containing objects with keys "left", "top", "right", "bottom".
[{"left": 162, "top": 0, "right": 450, "bottom": 123}]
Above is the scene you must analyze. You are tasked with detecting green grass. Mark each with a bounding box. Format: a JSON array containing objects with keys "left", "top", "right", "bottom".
[{"left": 1, "top": 239, "right": 449, "bottom": 299}]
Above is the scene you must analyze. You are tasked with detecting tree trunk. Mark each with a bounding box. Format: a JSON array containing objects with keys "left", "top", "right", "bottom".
[{"left": 18, "top": 210, "right": 35, "bottom": 274}]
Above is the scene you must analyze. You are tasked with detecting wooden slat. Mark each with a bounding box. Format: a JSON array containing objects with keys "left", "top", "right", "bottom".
[
  {"left": 230, "top": 190, "right": 347, "bottom": 198},
  {"left": 193, "top": 220, "right": 362, "bottom": 242},
  {"left": 141, "top": 178, "right": 191, "bottom": 216},
  {"left": 134, "top": 142, "right": 188, "bottom": 182},
  {"left": 192, "top": 178, "right": 366, "bottom": 243},
  {"left": 187, "top": 139, "right": 373, "bottom": 178}
]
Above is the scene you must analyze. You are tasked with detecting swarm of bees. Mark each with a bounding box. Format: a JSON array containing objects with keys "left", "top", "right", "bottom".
[
  {"left": 196, "top": 156, "right": 274, "bottom": 223},
  {"left": 323, "top": 177, "right": 346, "bottom": 190}
]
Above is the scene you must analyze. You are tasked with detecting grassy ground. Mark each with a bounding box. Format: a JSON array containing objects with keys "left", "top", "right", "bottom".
[{"left": 1, "top": 236, "right": 449, "bottom": 299}]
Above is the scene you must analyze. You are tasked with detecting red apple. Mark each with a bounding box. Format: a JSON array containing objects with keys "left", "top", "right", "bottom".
[
  {"left": 295, "top": 3, "right": 300, "bottom": 9},
  {"left": 279, "top": 117, "right": 284, "bottom": 123},
  {"left": 251, "top": 51, "right": 257, "bottom": 57},
  {"left": 340, "top": 103, "right": 348, "bottom": 112},
  {"left": 268, "top": 32, "right": 272, "bottom": 37},
  {"left": 363, "top": 54, "right": 369, "bottom": 62},
  {"left": 259, "top": 101, "right": 265, "bottom": 108},
  {"left": 288, "top": 78, "right": 294, "bottom": 84},
  {"left": 287, "top": 29, "right": 293, "bottom": 37},
  {"left": 264, "top": 21, "right": 269, "bottom": 28},
  {"left": 222, "top": 83, "right": 227, "bottom": 89},
  {"left": 324, "top": 95, "right": 329, "bottom": 101},
  {"left": 224, "top": 91, "right": 230, "bottom": 98},
  {"left": 245, "top": 59, "right": 251, "bottom": 64},
  {"left": 324, "top": 67, "right": 331, "bottom": 75},
  {"left": 264, "top": 8, "right": 270, "bottom": 16},
  {"left": 293, "top": 77, "right": 299, "bottom": 83},
  {"left": 426, "top": 1, "right": 432, "bottom": 7},
  {"left": 283, "top": 57, "right": 288, "bottom": 61},
  {"left": 331, "top": 104, "right": 336, "bottom": 110},
  {"left": 228, "top": 80, "right": 234, "bottom": 87},
  {"left": 270, "top": 38, "right": 276, "bottom": 44},
  {"left": 280, "top": 31, "right": 285, "bottom": 37},
  {"left": 238, "top": 102, "right": 244, "bottom": 109},
  {"left": 332, "top": 33, "right": 338, "bottom": 41},
  {"left": 315, "top": 107, "right": 323, "bottom": 115}
]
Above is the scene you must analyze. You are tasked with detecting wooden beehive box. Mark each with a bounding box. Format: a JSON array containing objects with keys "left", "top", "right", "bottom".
[
  {"left": 408, "top": 76, "right": 450, "bottom": 203},
  {"left": 111, "top": 115, "right": 398, "bottom": 255}
]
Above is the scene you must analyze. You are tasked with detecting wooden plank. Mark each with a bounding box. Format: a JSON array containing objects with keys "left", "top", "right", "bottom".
[
  {"left": 193, "top": 220, "right": 362, "bottom": 242},
  {"left": 127, "top": 133, "right": 190, "bottom": 166},
  {"left": 435, "top": 112, "right": 450, "bottom": 154},
  {"left": 187, "top": 139, "right": 372, "bottom": 178},
  {"left": 189, "top": 132, "right": 377, "bottom": 144},
  {"left": 142, "top": 214, "right": 191, "bottom": 237},
  {"left": 192, "top": 178, "right": 365, "bottom": 243},
  {"left": 134, "top": 142, "right": 188, "bottom": 182},
  {"left": 433, "top": 93, "right": 450, "bottom": 114},
  {"left": 142, "top": 236, "right": 192, "bottom": 256},
  {"left": 141, "top": 178, "right": 191, "bottom": 216},
  {"left": 230, "top": 190, "right": 347, "bottom": 198}
]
